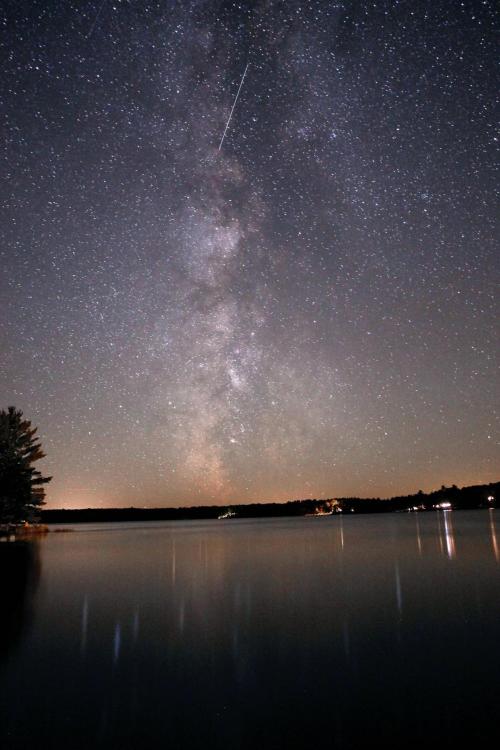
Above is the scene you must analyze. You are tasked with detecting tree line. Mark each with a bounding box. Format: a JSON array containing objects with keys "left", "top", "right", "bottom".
[{"left": 42, "top": 481, "right": 498, "bottom": 524}]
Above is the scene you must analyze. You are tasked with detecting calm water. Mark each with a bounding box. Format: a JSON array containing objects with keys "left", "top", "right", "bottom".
[{"left": 2, "top": 511, "right": 500, "bottom": 748}]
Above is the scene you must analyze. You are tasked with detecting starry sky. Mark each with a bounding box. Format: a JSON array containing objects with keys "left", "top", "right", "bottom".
[{"left": 1, "top": 0, "right": 498, "bottom": 509}]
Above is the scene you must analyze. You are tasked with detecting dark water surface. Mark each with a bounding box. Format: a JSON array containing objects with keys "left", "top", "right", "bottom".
[{"left": 2, "top": 511, "right": 500, "bottom": 748}]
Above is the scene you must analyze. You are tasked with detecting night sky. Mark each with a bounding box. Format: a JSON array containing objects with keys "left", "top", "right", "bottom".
[{"left": 1, "top": 1, "right": 498, "bottom": 509}]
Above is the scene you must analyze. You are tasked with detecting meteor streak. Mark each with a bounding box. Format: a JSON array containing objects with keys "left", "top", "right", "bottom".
[
  {"left": 218, "top": 62, "right": 249, "bottom": 151},
  {"left": 87, "top": 0, "right": 106, "bottom": 39}
]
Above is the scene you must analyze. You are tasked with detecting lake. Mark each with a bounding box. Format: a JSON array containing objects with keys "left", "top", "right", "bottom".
[{"left": 1, "top": 511, "right": 500, "bottom": 748}]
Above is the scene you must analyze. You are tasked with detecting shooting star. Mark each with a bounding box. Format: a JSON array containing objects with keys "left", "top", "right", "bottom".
[
  {"left": 87, "top": 0, "right": 106, "bottom": 39},
  {"left": 218, "top": 62, "right": 249, "bottom": 151}
]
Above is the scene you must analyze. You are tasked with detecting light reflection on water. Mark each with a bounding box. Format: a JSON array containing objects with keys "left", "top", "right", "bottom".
[
  {"left": 489, "top": 509, "right": 499, "bottom": 562},
  {"left": 1, "top": 511, "right": 500, "bottom": 748},
  {"left": 443, "top": 510, "right": 456, "bottom": 559}
]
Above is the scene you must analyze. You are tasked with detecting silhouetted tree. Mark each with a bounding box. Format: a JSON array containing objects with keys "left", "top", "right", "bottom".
[{"left": 0, "top": 407, "right": 51, "bottom": 524}]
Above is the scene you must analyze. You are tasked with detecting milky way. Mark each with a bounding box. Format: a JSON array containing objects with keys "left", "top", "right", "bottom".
[{"left": 1, "top": 1, "right": 498, "bottom": 508}]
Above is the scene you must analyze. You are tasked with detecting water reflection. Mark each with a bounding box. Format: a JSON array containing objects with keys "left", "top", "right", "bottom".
[
  {"left": 443, "top": 511, "right": 456, "bottom": 560},
  {"left": 2, "top": 514, "right": 500, "bottom": 748},
  {"left": 489, "top": 509, "right": 499, "bottom": 562},
  {"left": 0, "top": 541, "right": 40, "bottom": 662},
  {"left": 394, "top": 562, "right": 403, "bottom": 616},
  {"left": 113, "top": 622, "right": 121, "bottom": 664},
  {"left": 436, "top": 510, "right": 444, "bottom": 555},
  {"left": 132, "top": 610, "right": 140, "bottom": 642},
  {"left": 415, "top": 513, "right": 422, "bottom": 555},
  {"left": 436, "top": 509, "right": 457, "bottom": 559}
]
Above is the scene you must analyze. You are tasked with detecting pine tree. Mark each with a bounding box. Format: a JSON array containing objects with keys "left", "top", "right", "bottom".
[{"left": 0, "top": 407, "right": 52, "bottom": 524}]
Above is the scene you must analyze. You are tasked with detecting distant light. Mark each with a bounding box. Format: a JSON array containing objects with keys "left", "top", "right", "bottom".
[{"left": 488, "top": 495, "right": 494, "bottom": 502}]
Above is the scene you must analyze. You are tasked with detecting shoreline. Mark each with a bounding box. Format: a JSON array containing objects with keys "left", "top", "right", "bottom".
[{"left": 41, "top": 480, "right": 498, "bottom": 524}]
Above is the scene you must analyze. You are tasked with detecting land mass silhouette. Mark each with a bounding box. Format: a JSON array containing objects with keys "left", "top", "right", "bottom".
[{"left": 41, "top": 481, "right": 499, "bottom": 523}]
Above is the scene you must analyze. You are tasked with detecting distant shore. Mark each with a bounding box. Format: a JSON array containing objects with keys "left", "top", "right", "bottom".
[{"left": 40, "top": 481, "right": 499, "bottom": 524}]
